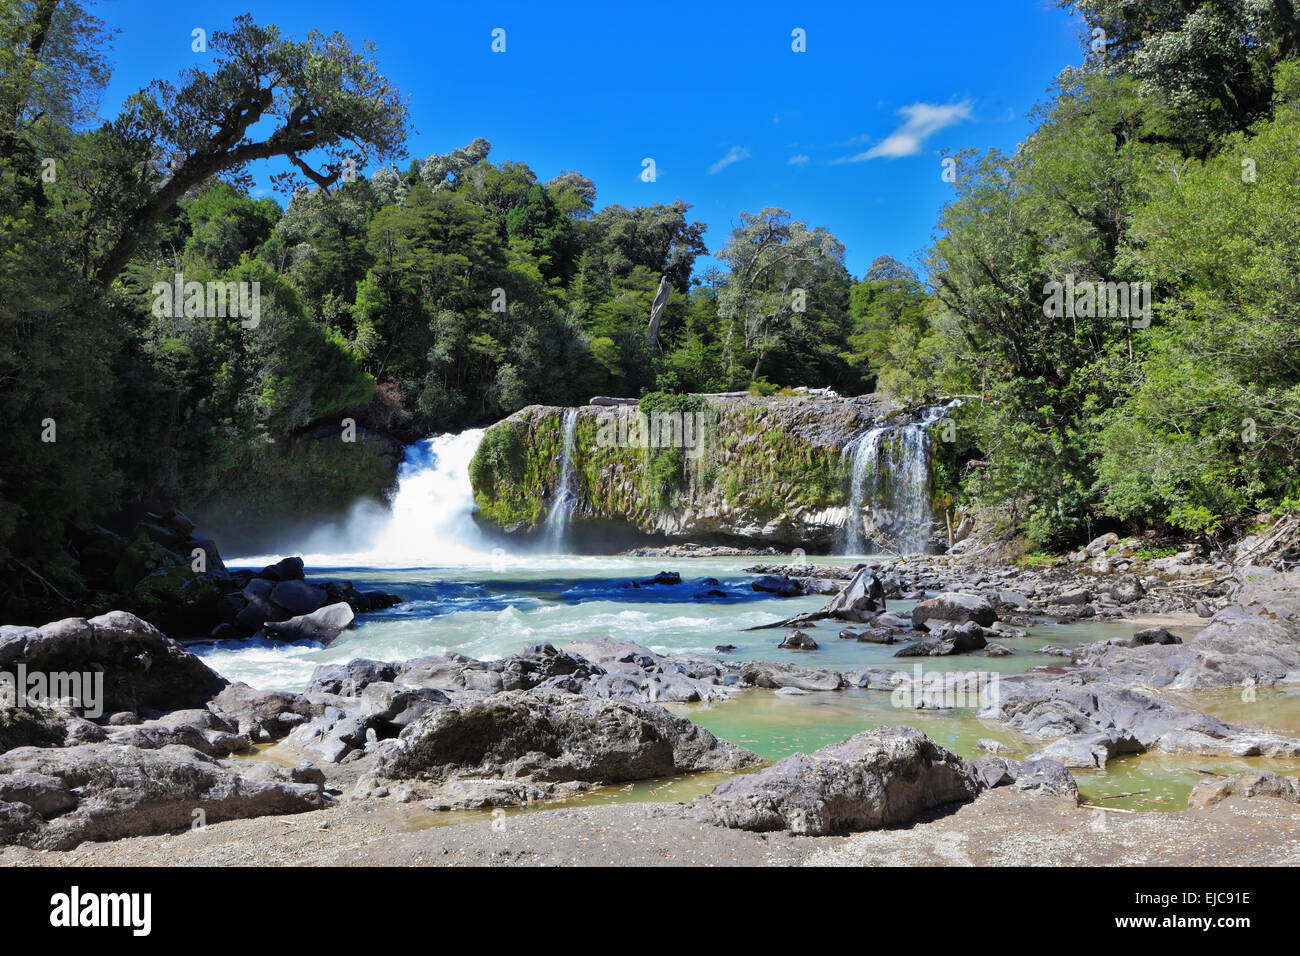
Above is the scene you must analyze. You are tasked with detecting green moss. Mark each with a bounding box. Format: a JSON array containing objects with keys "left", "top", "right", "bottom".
[{"left": 469, "top": 401, "right": 856, "bottom": 532}]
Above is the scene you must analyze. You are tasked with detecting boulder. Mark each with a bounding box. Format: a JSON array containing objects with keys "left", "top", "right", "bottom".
[
  {"left": 910, "top": 592, "right": 997, "bottom": 630},
  {"left": 739, "top": 660, "right": 843, "bottom": 691},
  {"left": 0, "top": 743, "right": 324, "bottom": 850},
  {"left": 752, "top": 575, "right": 803, "bottom": 597},
  {"left": 0, "top": 611, "right": 225, "bottom": 715},
  {"left": 263, "top": 602, "right": 354, "bottom": 645},
  {"left": 822, "top": 567, "right": 886, "bottom": 622},
  {"left": 894, "top": 621, "right": 988, "bottom": 656},
  {"left": 268, "top": 579, "right": 328, "bottom": 616},
  {"left": 1109, "top": 575, "right": 1145, "bottom": 604},
  {"left": 1188, "top": 771, "right": 1300, "bottom": 809},
  {"left": 258, "top": 557, "right": 306, "bottom": 582},
  {"left": 378, "top": 691, "right": 760, "bottom": 786},
  {"left": 778, "top": 630, "right": 818, "bottom": 650},
  {"left": 693, "top": 726, "right": 978, "bottom": 835}
]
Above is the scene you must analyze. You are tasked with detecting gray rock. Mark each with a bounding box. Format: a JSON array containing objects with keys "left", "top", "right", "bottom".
[
  {"left": 1188, "top": 770, "right": 1300, "bottom": 808},
  {"left": 778, "top": 630, "right": 818, "bottom": 650},
  {"left": 0, "top": 611, "right": 226, "bottom": 715},
  {"left": 739, "top": 660, "right": 843, "bottom": 691},
  {"left": 693, "top": 726, "right": 978, "bottom": 835},
  {"left": 378, "top": 691, "right": 760, "bottom": 787},
  {"left": 911, "top": 592, "right": 997, "bottom": 630},
  {"left": 264, "top": 602, "right": 354, "bottom": 645},
  {"left": 0, "top": 743, "right": 324, "bottom": 850}
]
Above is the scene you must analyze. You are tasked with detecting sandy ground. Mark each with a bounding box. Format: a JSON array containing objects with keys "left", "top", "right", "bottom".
[{"left": 3, "top": 789, "right": 1299, "bottom": 867}]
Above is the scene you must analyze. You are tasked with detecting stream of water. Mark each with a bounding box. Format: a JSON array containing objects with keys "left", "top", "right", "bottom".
[{"left": 215, "top": 427, "right": 1300, "bottom": 814}]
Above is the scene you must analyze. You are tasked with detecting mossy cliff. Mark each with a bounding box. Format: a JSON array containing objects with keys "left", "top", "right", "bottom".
[{"left": 468, "top": 395, "right": 907, "bottom": 548}]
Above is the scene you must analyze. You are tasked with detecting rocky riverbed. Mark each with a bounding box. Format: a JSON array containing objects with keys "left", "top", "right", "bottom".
[{"left": 1, "top": 551, "right": 1298, "bottom": 863}]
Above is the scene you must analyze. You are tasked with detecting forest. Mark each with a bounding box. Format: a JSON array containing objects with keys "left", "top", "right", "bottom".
[{"left": 2, "top": 0, "right": 1299, "bottom": 612}]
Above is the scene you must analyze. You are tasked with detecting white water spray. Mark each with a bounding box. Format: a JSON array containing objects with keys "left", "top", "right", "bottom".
[
  {"left": 236, "top": 430, "right": 494, "bottom": 568},
  {"left": 840, "top": 406, "right": 949, "bottom": 555},
  {"left": 543, "top": 409, "right": 580, "bottom": 552}
]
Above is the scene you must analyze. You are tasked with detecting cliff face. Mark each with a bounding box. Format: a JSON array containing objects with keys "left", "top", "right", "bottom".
[{"left": 468, "top": 395, "right": 910, "bottom": 549}]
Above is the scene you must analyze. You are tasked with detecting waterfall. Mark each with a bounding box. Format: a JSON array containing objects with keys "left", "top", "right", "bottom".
[
  {"left": 543, "top": 409, "right": 580, "bottom": 552},
  {"left": 233, "top": 430, "right": 493, "bottom": 567},
  {"left": 842, "top": 426, "right": 887, "bottom": 554},
  {"left": 839, "top": 406, "right": 948, "bottom": 555}
]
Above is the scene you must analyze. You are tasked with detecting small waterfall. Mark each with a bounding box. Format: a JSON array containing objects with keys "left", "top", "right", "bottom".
[
  {"left": 840, "top": 406, "right": 948, "bottom": 555},
  {"left": 543, "top": 409, "right": 580, "bottom": 552},
  {"left": 842, "top": 426, "right": 887, "bottom": 554}
]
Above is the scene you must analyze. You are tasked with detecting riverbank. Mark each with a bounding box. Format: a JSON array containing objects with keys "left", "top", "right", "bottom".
[{"left": 5, "top": 786, "right": 1298, "bottom": 867}]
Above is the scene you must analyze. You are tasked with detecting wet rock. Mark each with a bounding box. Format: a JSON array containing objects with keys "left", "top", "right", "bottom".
[
  {"left": 1131, "top": 626, "right": 1181, "bottom": 646},
  {"left": 752, "top": 574, "right": 803, "bottom": 597},
  {"left": 693, "top": 726, "right": 978, "bottom": 836},
  {"left": 268, "top": 579, "right": 328, "bottom": 616},
  {"left": 778, "top": 630, "right": 818, "bottom": 650},
  {"left": 264, "top": 602, "right": 354, "bottom": 645},
  {"left": 642, "top": 571, "right": 681, "bottom": 586}
]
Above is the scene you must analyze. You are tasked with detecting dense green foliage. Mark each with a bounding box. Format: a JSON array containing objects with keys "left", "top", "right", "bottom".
[
  {"left": 5, "top": 0, "right": 1297, "bottom": 613},
  {"left": 863, "top": 2, "right": 1300, "bottom": 549}
]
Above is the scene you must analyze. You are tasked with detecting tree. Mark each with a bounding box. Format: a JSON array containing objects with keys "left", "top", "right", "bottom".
[
  {"left": 90, "top": 14, "right": 408, "bottom": 283},
  {"left": 715, "top": 207, "right": 850, "bottom": 385},
  {"left": 1066, "top": 0, "right": 1300, "bottom": 150}
]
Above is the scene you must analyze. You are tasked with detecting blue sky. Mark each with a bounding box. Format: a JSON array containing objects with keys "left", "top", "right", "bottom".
[{"left": 92, "top": 0, "right": 1087, "bottom": 278}]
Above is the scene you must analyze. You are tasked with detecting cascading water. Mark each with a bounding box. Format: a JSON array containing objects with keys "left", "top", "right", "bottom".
[
  {"left": 237, "top": 429, "right": 493, "bottom": 567},
  {"left": 543, "top": 409, "right": 580, "bottom": 552},
  {"left": 842, "top": 426, "right": 887, "bottom": 554},
  {"left": 839, "top": 406, "right": 949, "bottom": 555}
]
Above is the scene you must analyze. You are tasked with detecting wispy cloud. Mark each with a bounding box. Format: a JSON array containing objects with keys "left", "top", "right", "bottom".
[
  {"left": 835, "top": 101, "right": 972, "bottom": 162},
  {"left": 708, "top": 146, "right": 751, "bottom": 174},
  {"left": 787, "top": 154, "right": 810, "bottom": 165}
]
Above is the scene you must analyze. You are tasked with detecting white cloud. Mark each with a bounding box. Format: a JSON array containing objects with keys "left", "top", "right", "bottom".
[
  {"left": 708, "top": 146, "right": 751, "bottom": 174},
  {"left": 788, "top": 154, "right": 810, "bottom": 165},
  {"left": 835, "top": 101, "right": 973, "bottom": 162}
]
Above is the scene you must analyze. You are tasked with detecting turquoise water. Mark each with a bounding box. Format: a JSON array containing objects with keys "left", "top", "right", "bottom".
[{"left": 202, "top": 554, "right": 1275, "bottom": 811}]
